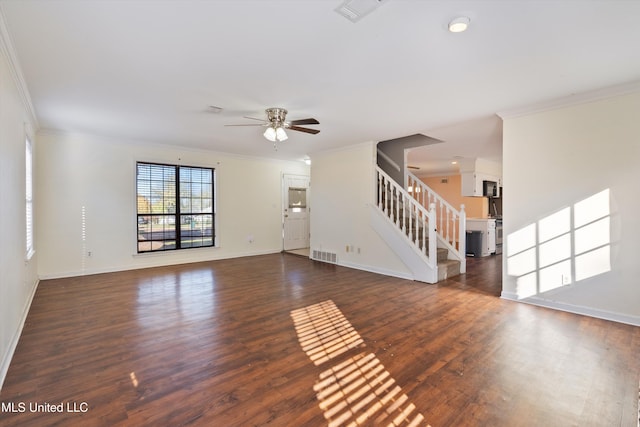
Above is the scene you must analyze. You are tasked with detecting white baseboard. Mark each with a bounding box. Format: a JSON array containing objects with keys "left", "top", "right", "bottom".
[
  {"left": 500, "top": 291, "right": 519, "bottom": 300},
  {"left": 339, "top": 260, "right": 414, "bottom": 282},
  {"left": 501, "top": 294, "right": 640, "bottom": 327},
  {"left": 0, "top": 278, "right": 40, "bottom": 392},
  {"left": 38, "top": 249, "right": 282, "bottom": 280}
]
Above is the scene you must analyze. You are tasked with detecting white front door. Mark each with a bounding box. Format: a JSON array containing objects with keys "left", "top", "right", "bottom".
[{"left": 283, "top": 174, "right": 310, "bottom": 251}]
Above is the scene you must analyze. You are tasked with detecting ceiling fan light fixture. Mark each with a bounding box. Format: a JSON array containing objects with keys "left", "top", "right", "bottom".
[
  {"left": 448, "top": 16, "right": 470, "bottom": 33},
  {"left": 275, "top": 127, "right": 288, "bottom": 142},
  {"left": 227, "top": 107, "right": 319, "bottom": 147},
  {"left": 263, "top": 126, "right": 277, "bottom": 142}
]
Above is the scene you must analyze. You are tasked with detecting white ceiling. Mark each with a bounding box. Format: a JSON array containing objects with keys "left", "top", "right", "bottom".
[{"left": 2, "top": 0, "right": 639, "bottom": 173}]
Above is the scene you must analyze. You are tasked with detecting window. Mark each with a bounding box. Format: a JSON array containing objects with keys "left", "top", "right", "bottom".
[
  {"left": 136, "top": 162, "right": 215, "bottom": 253},
  {"left": 288, "top": 187, "right": 307, "bottom": 208},
  {"left": 25, "top": 137, "right": 34, "bottom": 260}
]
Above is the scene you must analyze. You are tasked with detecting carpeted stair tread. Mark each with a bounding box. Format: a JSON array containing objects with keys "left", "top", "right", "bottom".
[{"left": 437, "top": 258, "right": 461, "bottom": 281}]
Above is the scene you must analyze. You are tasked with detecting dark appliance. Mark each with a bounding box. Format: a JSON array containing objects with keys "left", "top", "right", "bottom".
[
  {"left": 483, "top": 180, "right": 498, "bottom": 197},
  {"left": 466, "top": 230, "right": 483, "bottom": 257}
]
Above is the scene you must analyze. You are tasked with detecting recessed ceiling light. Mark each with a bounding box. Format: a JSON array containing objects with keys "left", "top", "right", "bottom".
[{"left": 448, "top": 16, "right": 470, "bottom": 33}]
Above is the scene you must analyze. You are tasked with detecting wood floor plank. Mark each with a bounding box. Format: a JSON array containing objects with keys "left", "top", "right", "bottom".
[{"left": 0, "top": 253, "right": 638, "bottom": 426}]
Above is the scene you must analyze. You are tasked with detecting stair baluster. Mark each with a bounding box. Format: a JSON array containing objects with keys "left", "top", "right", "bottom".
[
  {"left": 405, "top": 170, "right": 466, "bottom": 274},
  {"left": 375, "top": 167, "right": 436, "bottom": 266}
]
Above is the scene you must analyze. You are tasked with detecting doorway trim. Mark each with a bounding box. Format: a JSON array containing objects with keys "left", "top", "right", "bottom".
[{"left": 282, "top": 173, "right": 310, "bottom": 252}]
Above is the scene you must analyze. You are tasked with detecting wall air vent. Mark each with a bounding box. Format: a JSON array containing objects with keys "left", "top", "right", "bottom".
[
  {"left": 312, "top": 249, "right": 338, "bottom": 264},
  {"left": 335, "top": 0, "right": 389, "bottom": 23}
]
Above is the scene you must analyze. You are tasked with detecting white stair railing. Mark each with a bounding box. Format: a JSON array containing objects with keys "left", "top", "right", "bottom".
[
  {"left": 376, "top": 166, "right": 437, "bottom": 268},
  {"left": 405, "top": 170, "right": 466, "bottom": 273}
]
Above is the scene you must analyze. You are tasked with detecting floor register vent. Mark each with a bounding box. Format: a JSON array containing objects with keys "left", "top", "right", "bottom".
[{"left": 312, "top": 249, "right": 338, "bottom": 264}]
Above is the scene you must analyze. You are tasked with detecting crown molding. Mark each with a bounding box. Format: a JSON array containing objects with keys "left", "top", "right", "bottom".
[
  {"left": 497, "top": 80, "right": 640, "bottom": 120},
  {"left": 0, "top": 5, "right": 39, "bottom": 130}
]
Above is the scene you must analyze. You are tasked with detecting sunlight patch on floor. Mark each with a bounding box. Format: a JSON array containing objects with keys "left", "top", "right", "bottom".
[
  {"left": 291, "top": 300, "right": 364, "bottom": 365},
  {"left": 315, "top": 352, "right": 427, "bottom": 427},
  {"left": 291, "top": 300, "right": 430, "bottom": 426}
]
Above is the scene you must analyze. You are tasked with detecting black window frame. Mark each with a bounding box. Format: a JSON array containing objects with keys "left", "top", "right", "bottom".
[{"left": 136, "top": 161, "right": 215, "bottom": 253}]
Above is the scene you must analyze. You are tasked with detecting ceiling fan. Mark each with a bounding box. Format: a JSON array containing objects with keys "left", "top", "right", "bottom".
[{"left": 225, "top": 107, "right": 320, "bottom": 147}]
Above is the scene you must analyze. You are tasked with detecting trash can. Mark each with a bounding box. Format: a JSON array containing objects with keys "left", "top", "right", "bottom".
[{"left": 466, "top": 230, "right": 482, "bottom": 257}]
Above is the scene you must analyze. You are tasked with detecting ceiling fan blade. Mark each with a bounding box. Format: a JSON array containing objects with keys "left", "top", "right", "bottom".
[
  {"left": 289, "top": 118, "right": 319, "bottom": 126},
  {"left": 289, "top": 125, "right": 320, "bottom": 135},
  {"left": 243, "top": 116, "right": 267, "bottom": 122}
]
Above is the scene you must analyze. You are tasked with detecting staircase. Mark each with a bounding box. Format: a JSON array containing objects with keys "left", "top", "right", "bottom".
[{"left": 373, "top": 166, "right": 466, "bottom": 283}]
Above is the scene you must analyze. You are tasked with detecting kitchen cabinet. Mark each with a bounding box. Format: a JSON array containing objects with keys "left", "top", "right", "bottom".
[
  {"left": 461, "top": 172, "right": 501, "bottom": 197},
  {"left": 461, "top": 173, "right": 483, "bottom": 197},
  {"left": 466, "top": 218, "right": 496, "bottom": 256}
]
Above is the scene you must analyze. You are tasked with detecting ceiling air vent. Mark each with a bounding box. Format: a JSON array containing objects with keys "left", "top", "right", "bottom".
[{"left": 335, "top": 0, "right": 389, "bottom": 23}]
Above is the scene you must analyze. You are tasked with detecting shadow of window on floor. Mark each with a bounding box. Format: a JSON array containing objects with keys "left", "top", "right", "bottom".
[
  {"left": 314, "top": 352, "right": 427, "bottom": 427},
  {"left": 291, "top": 300, "right": 365, "bottom": 366},
  {"left": 291, "top": 300, "right": 430, "bottom": 426}
]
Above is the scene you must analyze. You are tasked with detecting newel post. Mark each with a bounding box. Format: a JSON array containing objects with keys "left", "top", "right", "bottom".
[
  {"left": 459, "top": 204, "right": 466, "bottom": 274},
  {"left": 428, "top": 203, "right": 437, "bottom": 266}
]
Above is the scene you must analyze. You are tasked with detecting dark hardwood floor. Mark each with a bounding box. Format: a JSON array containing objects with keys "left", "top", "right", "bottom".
[{"left": 1, "top": 254, "right": 638, "bottom": 426}]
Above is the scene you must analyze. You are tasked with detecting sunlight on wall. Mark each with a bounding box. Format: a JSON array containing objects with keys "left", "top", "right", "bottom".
[
  {"left": 574, "top": 190, "right": 611, "bottom": 281},
  {"left": 506, "top": 224, "right": 537, "bottom": 297},
  {"left": 538, "top": 207, "right": 571, "bottom": 293},
  {"left": 507, "top": 190, "right": 611, "bottom": 299},
  {"left": 291, "top": 300, "right": 429, "bottom": 427}
]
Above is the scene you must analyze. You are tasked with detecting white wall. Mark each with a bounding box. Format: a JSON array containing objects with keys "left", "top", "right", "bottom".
[
  {"left": 502, "top": 92, "right": 640, "bottom": 325},
  {"left": 0, "top": 36, "right": 39, "bottom": 389},
  {"left": 36, "top": 130, "right": 309, "bottom": 278},
  {"left": 310, "top": 142, "right": 412, "bottom": 279}
]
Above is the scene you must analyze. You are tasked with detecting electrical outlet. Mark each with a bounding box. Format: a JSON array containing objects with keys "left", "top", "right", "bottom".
[{"left": 562, "top": 274, "right": 570, "bottom": 285}]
